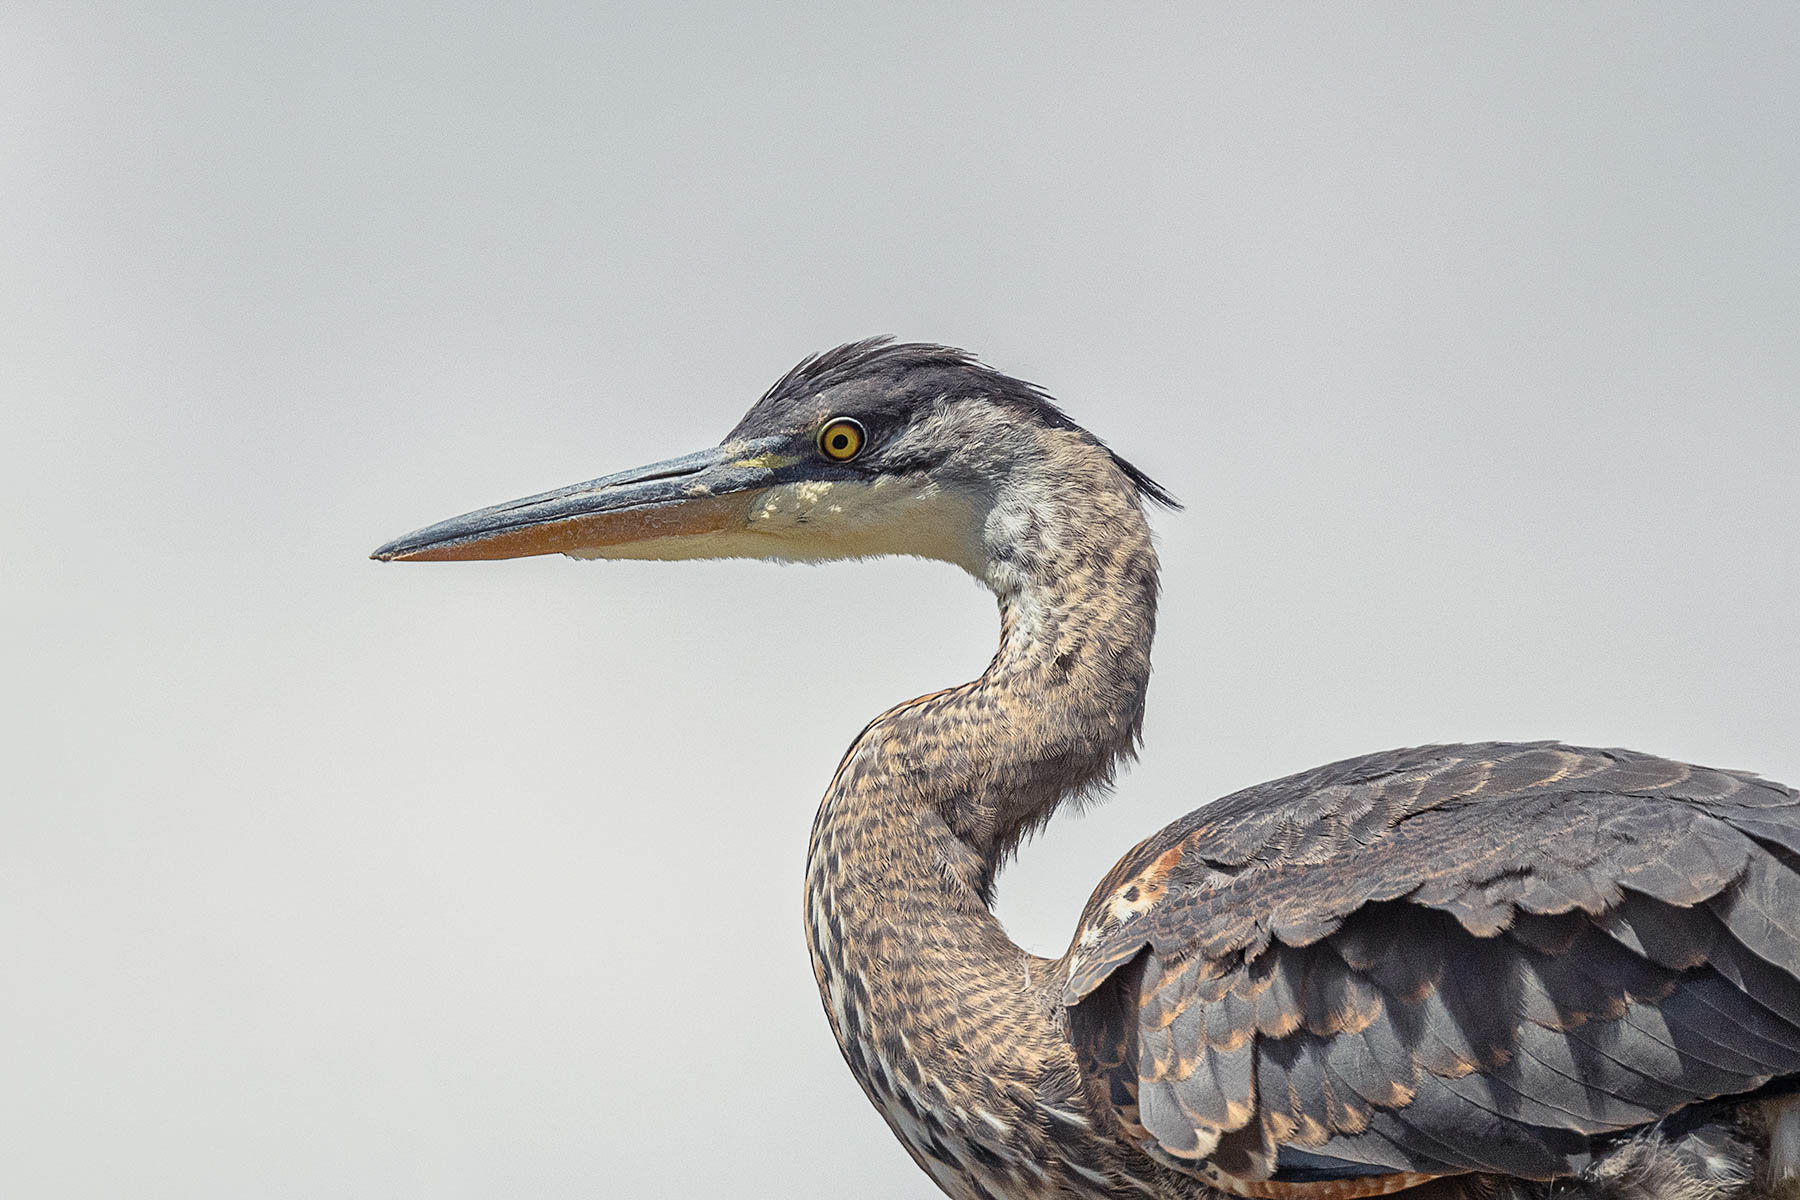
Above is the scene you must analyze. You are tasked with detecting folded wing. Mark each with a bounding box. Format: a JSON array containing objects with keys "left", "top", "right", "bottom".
[{"left": 1062, "top": 743, "right": 1800, "bottom": 1193}]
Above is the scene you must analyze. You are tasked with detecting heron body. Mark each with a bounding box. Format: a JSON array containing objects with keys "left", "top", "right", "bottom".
[{"left": 375, "top": 341, "right": 1800, "bottom": 1200}]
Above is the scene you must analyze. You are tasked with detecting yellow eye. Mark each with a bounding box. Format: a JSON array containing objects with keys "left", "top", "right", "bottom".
[{"left": 817, "top": 417, "right": 866, "bottom": 461}]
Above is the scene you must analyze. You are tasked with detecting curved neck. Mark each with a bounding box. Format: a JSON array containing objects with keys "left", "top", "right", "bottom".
[
  {"left": 814, "top": 437, "right": 1161, "bottom": 903},
  {"left": 801, "top": 453, "right": 1161, "bottom": 1196},
  {"left": 928, "top": 448, "right": 1162, "bottom": 895}
]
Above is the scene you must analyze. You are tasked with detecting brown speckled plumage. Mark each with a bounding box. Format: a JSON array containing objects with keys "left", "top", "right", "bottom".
[
  {"left": 802, "top": 425, "right": 1179, "bottom": 1200},
  {"left": 376, "top": 340, "right": 1800, "bottom": 1200}
]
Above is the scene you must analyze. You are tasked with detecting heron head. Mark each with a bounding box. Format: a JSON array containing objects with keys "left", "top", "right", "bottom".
[{"left": 371, "top": 338, "right": 1174, "bottom": 580}]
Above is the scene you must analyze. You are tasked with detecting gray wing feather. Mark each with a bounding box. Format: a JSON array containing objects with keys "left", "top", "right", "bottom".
[{"left": 1064, "top": 743, "right": 1800, "bottom": 1185}]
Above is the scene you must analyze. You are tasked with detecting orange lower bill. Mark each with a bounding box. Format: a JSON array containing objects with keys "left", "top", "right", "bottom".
[{"left": 382, "top": 490, "right": 758, "bottom": 562}]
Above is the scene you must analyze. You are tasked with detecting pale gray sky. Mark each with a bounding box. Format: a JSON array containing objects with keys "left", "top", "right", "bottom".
[{"left": 4, "top": 4, "right": 1797, "bottom": 1198}]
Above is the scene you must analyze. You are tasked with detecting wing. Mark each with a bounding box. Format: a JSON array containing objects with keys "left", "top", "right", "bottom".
[{"left": 1061, "top": 742, "right": 1800, "bottom": 1194}]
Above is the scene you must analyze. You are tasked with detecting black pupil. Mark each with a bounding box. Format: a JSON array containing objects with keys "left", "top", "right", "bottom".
[{"left": 832, "top": 433, "right": 849, "bottom": 451}]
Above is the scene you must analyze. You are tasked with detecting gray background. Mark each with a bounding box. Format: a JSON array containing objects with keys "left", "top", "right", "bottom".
[{"left": 5, "top": 5, "right": 1797, "bottom": 1198}]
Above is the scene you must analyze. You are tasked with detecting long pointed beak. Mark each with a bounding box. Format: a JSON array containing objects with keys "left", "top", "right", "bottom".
[{"left": 371, "top": 436, "right": 797, "bottom": 562}]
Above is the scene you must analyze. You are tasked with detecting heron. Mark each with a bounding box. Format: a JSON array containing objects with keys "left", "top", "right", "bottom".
[{"left": 373, "top": 339, "right": 1800, "bottom": 1200}]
